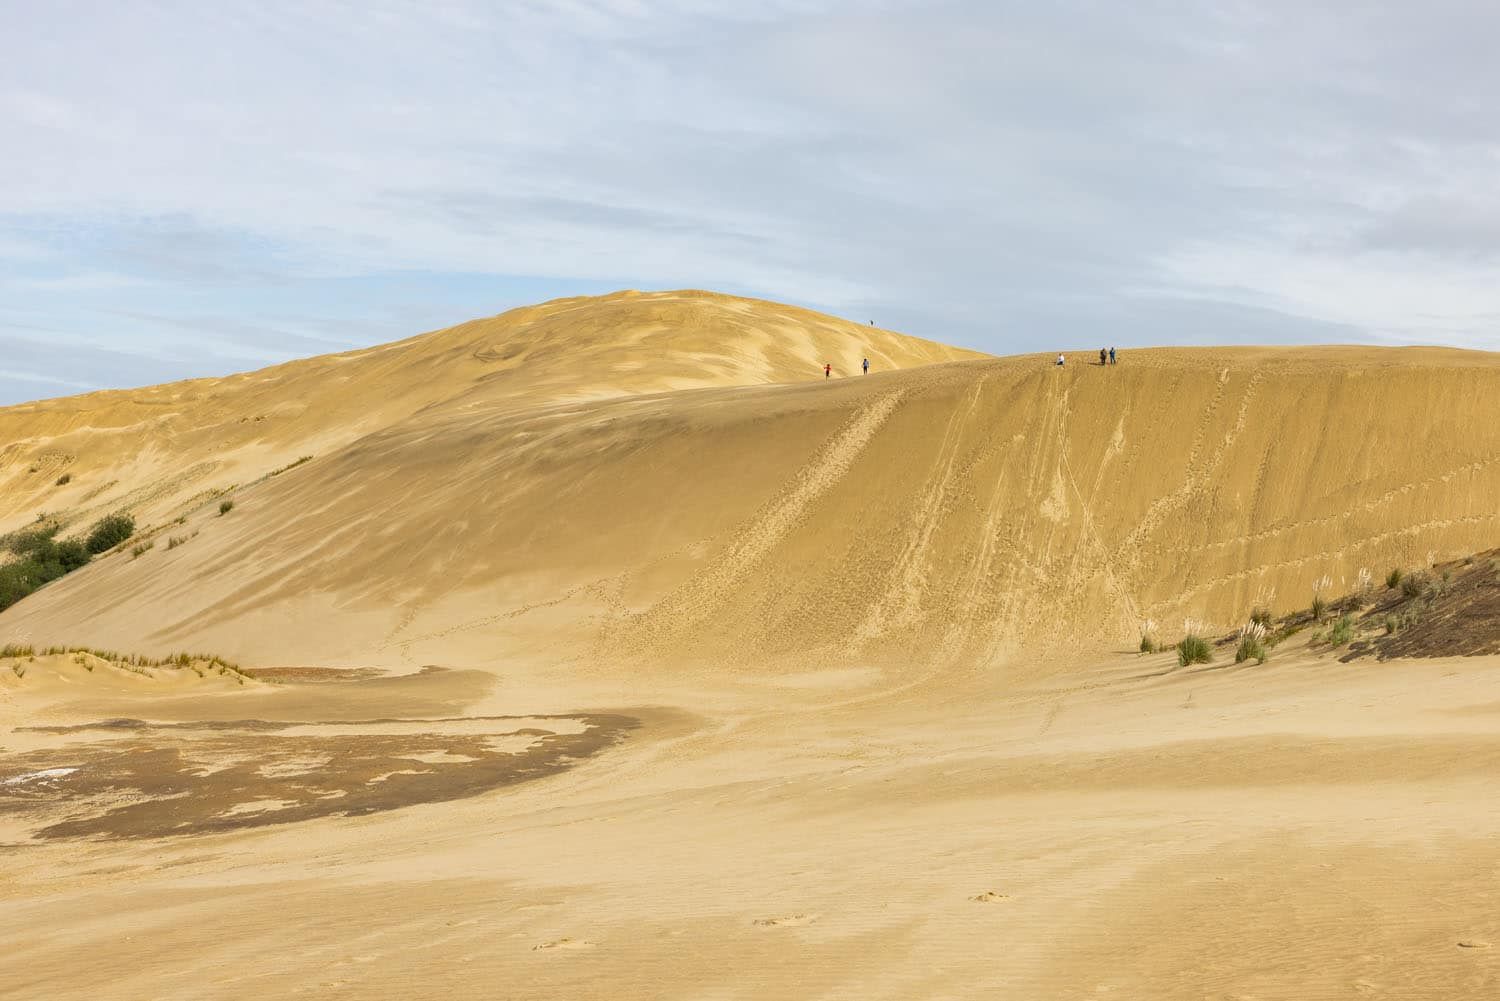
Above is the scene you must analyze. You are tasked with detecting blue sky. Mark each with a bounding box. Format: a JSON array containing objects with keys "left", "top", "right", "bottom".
[{"left": 4, "top": 1, "right": 1499, "bottom": 404}]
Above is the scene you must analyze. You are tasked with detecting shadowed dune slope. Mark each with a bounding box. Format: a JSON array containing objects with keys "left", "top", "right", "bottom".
[
  {"left": 3, "top": 327, "right": 1498, "bottom": 675},
  {"left": 0, "top": 290, "right": 977, "bottom": 538}
]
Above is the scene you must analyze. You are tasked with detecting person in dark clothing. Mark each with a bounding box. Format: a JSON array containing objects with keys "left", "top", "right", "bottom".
[
  {"left": 862, "top": 357, "right": 870, "bottom": 375},
  {"left": 1109, "top": 347, "right": 1117, "bottom": 365},
  {"left": 1099, "top": 348, "right": 1107, "bottom": 366}
]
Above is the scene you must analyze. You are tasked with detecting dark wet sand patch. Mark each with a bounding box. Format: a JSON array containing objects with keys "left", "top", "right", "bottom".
[{"left": 0, "top": 713, "right": 637, "bottom": 841}]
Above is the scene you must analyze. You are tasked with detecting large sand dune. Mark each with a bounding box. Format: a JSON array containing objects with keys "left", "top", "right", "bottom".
[
  {"left": 4, "top": 291, "right": 1500, "bottom": 999},
  {"left": 2, "top": 304, "right": 1497, "bottom": 674}
]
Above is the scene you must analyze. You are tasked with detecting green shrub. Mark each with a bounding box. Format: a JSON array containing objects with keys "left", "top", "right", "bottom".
[
  {"left": 1327, "top": 614, "right": 1355, "bottom": 646},
  {"left": 1311, "top": 594, "right": 1327, "bottom": 622},
  {"left": 1401, "top": 573, "right": 1428, "bottom": 599},
  {"left": 219, "top": 499, "right": 235, "bottom": 516},
  {"left": 1139, "top": 634, "right": 1157, "bottom": 654},
  {"left": 0, "top": 526, "right": 94, "bottom": 612},
  {"left": 1386, "top": 568, "right": 1402, "bottom": 590},
  {"left": 55, "top": 539, "right": 89, "bottom": 571},
  {"left": 86, "top": 513, "right": 135, "bottom": 554},
  {"left": 1384, "top": 614, "right": 1398, "bottom": 635},
  {"left": 1177, "top": 634, "right": 1212, "bottom": 667}
]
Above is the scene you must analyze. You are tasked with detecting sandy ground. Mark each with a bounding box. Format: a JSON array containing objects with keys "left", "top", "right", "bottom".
[{"left": 3, "top": 638, "right": 1498, "bottom": 1000}]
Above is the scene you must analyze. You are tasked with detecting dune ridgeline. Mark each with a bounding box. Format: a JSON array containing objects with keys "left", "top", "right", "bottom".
[{"left": 2, "top": 289, "right": 1498, "bottom": 678}]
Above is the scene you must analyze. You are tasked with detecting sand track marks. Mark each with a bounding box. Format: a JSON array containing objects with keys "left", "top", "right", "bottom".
[{"left": 627, "top": 391, "right": 907, "bottom": 650}]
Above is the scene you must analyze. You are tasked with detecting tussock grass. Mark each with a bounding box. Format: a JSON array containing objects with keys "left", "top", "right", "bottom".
[
  {"left": 1386, "top": 568, "right": 1403, "bottom": 589},
  {"left": 219, "top": 499, "right": 235, "bottom": 516},
  {"left": 1327, "top": 614, "right": 1355, "bottom": 647},
  {"left": 1235, "top": 621, "right": 1269, "bottom": 664},
  {"left": 1177, "top": 634, "right": 1212, "bottom": 667}
]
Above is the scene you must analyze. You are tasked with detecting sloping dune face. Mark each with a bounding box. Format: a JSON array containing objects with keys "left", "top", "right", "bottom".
[
  {"left": 3, "top": 320, "right": 1497, "bottom": 674},
  {"left": 0, "top": 290, "right": 977, "bottom": 538}
]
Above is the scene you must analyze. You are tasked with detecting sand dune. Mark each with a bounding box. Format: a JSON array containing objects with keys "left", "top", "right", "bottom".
[
  {"left": 0, "top": 290, "right": 977, "bottom": 539},
  {"left": 3, "top": 316, "right": 1497, "bottom": 674},
  {"left": 3, "top": 292, "right": 1500, "bottom": 1000}
]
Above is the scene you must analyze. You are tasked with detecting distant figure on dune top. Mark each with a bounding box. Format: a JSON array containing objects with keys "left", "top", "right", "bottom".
[
  {"left": 1056, "top": 353, "right": 1065, "bottom": 367},
  {"left": 863, "top": 357, "right": 870, "bottom": 375},
  {"left": 1099, "top": 348, "right": 1107, "bottom": 366},
  {"left": 824, "top": 362, "right": 832, "bottom": 379},
  {"left": 1110, "top": 346, "right": 1117, "bottom": 365}
]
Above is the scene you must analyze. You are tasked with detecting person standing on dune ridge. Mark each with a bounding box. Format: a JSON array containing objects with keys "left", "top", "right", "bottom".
[
  {"left": 1110, "top": 346, "right": 1117, "bottom": 365},
  {"left": 1100, "top": 348, "right": 1107, "bottom": 366},
  {"left": 863, "top": 357, "right": 870, "bottom": 375},
  {"left": 1056, "top": 353, "right": 1065, "bottom": 367},
  {"left": 824, "top": 362, "right": 832, "bottom": 379}
]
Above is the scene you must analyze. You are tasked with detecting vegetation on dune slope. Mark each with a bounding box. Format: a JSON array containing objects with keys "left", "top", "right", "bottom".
[{"left": 0, "top": 513, "right": 134, "bottom": 613}]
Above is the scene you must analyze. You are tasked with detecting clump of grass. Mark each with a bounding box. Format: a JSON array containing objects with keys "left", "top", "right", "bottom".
[
  {"left": 1177, "top": 634, "right": 1212, "bottom": 667},
  {"left": 1386, "top": 568, "right": 1403, "bottom": 589},
  {"left": 1235, "top": 621, "right": 1269, "bottom": 664},
  {"left": 219, "top": 499, "right": 235, "bottom": 516},
  {"left": 55, "top": 472, "right": 71, "bottom": 486},
  {"left": 0, "top": 644, "right": 36, "bottom": 658},
  {"left": 85, "top": 513, "right": 135, "bottom": 554},
  {"left": 131, "top": 541, "right": 153, "bottom": 559},
  {"left": 1327, "top": 614, "right": 1355, "bottom": 647},
  {"left": 1249, "top": 607, "right": 1274, "bottom": 629},
  {"left": 1384, "top": 614, "right": 1399, "bottom": 635},
  {"left": 11, "top": 663, "right": 25, "bottom": 679},
  {"left": 166, "top": 535, "right": 188, "bottom": 550},
  {"left": 1401, "top": 573, "right": 1428, "bottom": 599},
  {"left": 1311, "top": 594, "right": 1328, "bottom": 622},
  {"left": 1138, "top": 619, "right": 1158, "bottom": 655}
]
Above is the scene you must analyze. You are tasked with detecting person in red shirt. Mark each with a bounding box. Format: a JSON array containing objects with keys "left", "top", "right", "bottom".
[{"left": 824, "top": 363, "right": 831, "bottom": 379}]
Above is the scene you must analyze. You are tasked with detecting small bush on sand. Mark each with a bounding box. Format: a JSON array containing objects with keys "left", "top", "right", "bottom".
[
  {"left": 1250, "top": 607, "right": 1274, "bottom": 629},
  {"left": 1311, "top": 594, "right": 1327, "bottom": 622},
  {"left": 1327, "top": 614, "right": 1355, "bottom": 646},
  {"left": 86, "top": 513, "right": 135, "bottom": 554},
  {"left": 219, "top": 499, "right": 235, "bottom": 516},
  {"left": 55, "top": 472, "right": 71, "bottom": 486},
  {"left": 1235, "top": 622, "right": 1269, "bottom": 664},
  {"left": 1138, "top": 619, "right": 1158, "bottom": 655},
  {"left": 167, "top": 535, "right": 187, "bottom": 550},
  {"left": 1177, "top": 634, "right": 1212, "bottom": 667},
  {"left": 131, "top": 541, "right": 153, "bottom": 559},
  {"left": 1386, "top": 568, "right": 1402, "bottom": 590},
  {"left": 1401, "top": 573, "right": 1428, "bottom": 599}
]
